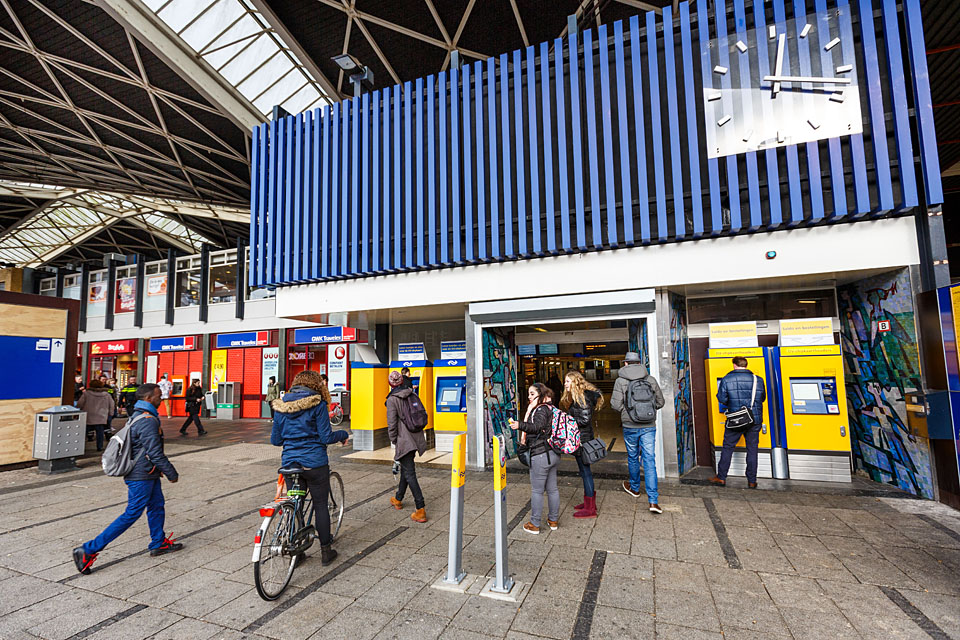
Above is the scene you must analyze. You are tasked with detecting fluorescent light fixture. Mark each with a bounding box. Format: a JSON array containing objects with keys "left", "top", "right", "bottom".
[{"left": 797, "top": 300, "right": 819, "bottom": 304}]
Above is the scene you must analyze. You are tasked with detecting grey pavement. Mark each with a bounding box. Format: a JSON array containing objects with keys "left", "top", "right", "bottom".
[{"left": 1, "top": 438, "right": 959, "bottom": 639}]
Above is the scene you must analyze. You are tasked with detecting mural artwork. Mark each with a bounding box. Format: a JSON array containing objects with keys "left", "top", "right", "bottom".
[
  {"left": 670, "top": 292, "right": 695, "bottom": 475},
  {"left": 838, "top": 269, "right": 934, "bottom": 499},
  {"left": 628, "top": 319, "right": 649, "bottom": 365},
  {"left": 482, "top": 327, "right": 519, "bottom": 460}
]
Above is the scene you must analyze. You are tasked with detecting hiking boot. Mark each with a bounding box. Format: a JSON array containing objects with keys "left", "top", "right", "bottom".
[
  {"left": 411, "top": 508, "right": 427, "bottom": 523},
  {"left": 574, "top": 494, "right": 597, "bottom": 519},
  {"left": 708, "top": 476, "right": 726, "bottom": 486},
  {"left": 748, "top": 482, "right": 758, "bottom": 489},
  {"left": 649, "top": 503, "right": 663, "bottom": 514},
  {"left": 523, "top": 522, "right": 540, "bottom": 535},
  {"left": 72, "top": 547, "right": 97, "bottom": 575},
  {"left": 149, "top": 535, "right": 183, "bottom": 556},
  {"left": 389, "top": 496, "right": 403, "bottom": 510},
  {"left": 547, "top": 520, "right": 559, "bottom": 530},
  {"left": 622, "top": 480, "right": 641, "bottom": 498},
  {"left": 321, "top": 544, "right": 338, "bottom": 566}
]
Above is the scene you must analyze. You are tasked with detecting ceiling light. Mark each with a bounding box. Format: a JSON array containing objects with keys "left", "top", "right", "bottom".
[
  {"left": 534, "top": 327, "right": 548, "bottom": 333},
  {"left": 797, "top": 300, "right": 818, "bottom": 304},
  {"left": 331, "top": 54, "right": 362, "bottom": 72}
]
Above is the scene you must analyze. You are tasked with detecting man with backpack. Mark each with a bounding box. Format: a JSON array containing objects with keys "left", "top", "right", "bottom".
[
  {"left": 385, "top": 370, "right": 428, "bottom": 523},
  {"left": 710, "top": 356, "right": 766, "bottom": 489},
  {"left": 611, "top": 352, "right": 665, "bottom": 514},
  {"left": 72, "top": 383, "right": 183, "bottom": 575}
]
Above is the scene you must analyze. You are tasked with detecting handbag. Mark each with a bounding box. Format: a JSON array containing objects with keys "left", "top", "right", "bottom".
[
  {"left": 724, "top": 374, "right": 758, "bottom": 431},
  {"left": 579, "top": 437, "right": 607, "bottom": 464}
]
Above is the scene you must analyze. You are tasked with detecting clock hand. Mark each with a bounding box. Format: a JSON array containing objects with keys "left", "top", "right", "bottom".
[
  {"left": 763, "top": 75, "right": 851, "bottom": 84},
  {"left": 772, "top": 33, "right": 785, "bottom": 96}
]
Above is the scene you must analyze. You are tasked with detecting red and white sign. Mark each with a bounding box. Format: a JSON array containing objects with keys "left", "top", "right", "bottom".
[
  {"left": 288, "top": 351, "right": 317, "bottom": 361},
  {"left": 327, "top": 343, "right": 348, "bottom": 390},
  {"left": 90, "top": 339, "right": 137, "bottom": 355},
  {"left": 877, "top": 320, "right": 892, "bottom": 333}
]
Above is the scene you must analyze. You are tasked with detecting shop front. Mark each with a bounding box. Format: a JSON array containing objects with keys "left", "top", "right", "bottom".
[
  {"left": 88, "top": 339, "right": 138, "bottom": 387},
  {"left": 212, "top": 330, "right": 278, "bottom": 419},
  {"left": 146, "top": 335, "right": 202, "bottom": 418},
  {"left": 286, "top": 326, "right": 364, "bottom": 391}
]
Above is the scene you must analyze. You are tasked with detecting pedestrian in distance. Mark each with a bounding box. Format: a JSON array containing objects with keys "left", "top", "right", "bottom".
[
  {"left": 158, "top": 373, "right": 173, "bottom": 419},
  {"left": 611, "top": 352, "right": 665, "bottom": 514},
  {"left": 106, "top": 377, "right": 120, "bottom": 430},
  {"left": 272, "top": 370, "right": 350, "bottom": 566},
  {"left": 119, "top": 379, "right": 138, "bottom": 416},
  {"left": 73, "top": 374, "right": 85, "bottom": 406},
  {"left": 509, "top": 383, "right": 560, "bottom": 534},
  {"left": 72, "top": 383, "right": 182, "bottom": 575},
  {"left": 710, "top": 356, "right": 766, "bottom": 489},
  {"left": 180, "top": 379, "right": 207, "bottom": 436},
  {"left": 78, "top": 379, "right": 115, "bottom": 452},
  {"left": 265, "top": 376, "right": 280, "bottom": 418},
  {"left": 398, "top": 366, "right": 415, "bottom": 391},
  {"left": 560, "top": 371, "right": 604, "bottom": 518},
  {"left": 386, "top": 370, "right": 429, "bottom": 523}
]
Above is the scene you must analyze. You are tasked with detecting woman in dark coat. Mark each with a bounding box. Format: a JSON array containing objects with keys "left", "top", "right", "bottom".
[
  {"left": 560, "top": 371, "right": 604, "bottom": 518},
  {"left": 386, "top": 370, "right": 428, "bottom": 523},
  {"left": 180, "top": 379, "right": 207, "bottom": 436},
  {"left": 509, "top": 383, "right": 560, "bottom": 534}
]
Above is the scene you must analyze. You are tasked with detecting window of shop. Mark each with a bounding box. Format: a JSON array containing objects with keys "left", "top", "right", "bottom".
[
  {"left": 245, "top": 247, "right": 274, "bottom": 300},
  {"left": 209, "top": 248, "right": 238, "bottom": 304},
  {"left": 143, "top": 261, "right": 168, "bottom": 312},
  {"left": 87, "top": 270, "right": 107, "bottom": 317},
  {"left": 175, "top": 256, "right": 201, "bottom": 308},
  {"left": 687, "top": 289, "right": 837, "bottom": 325},
  {"left": 39, "top": 278, "right": 56, "bottom": 296},
  {"left": 63, "top": 274, "right": 81, "bottom": 300},
  {"left": 115, "top": 265, "right": 137, "bottom": 313}
]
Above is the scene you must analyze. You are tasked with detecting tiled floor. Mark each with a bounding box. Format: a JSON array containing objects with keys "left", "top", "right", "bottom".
[{"left": 1, "top": 435, "right": 959, "bottom": 639}]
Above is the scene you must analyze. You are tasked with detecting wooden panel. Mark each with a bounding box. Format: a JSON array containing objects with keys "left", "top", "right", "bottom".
[
  {"left": 0, "top": 303, "right": 66, "bottom": 338},
  {"left": 0, "top": 397, "right": 59, "bottom": 465}
]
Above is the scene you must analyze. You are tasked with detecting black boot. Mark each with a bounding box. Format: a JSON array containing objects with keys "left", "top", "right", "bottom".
[{"left": 321, "top": 544, "right": 337, "bottom": 566}]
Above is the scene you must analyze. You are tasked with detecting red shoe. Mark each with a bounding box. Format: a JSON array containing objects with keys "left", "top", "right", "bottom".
[
  {"left": 150, "top": 535, "right": 183, "bottom": 556},
  {"left": 72, "top": 547, "right": 97, "bottom": 575},
  {"left": 573, "top": 494, "right": 597, "bottom": 519}
]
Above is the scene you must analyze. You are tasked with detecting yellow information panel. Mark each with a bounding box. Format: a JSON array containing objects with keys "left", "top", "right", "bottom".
[
  {"left": 704, "top": 347, "right": 771, "bottom": 450},
  {"left": 779, "top": 346, "right": 849, "bottom": 452},
  {"left": 493, "top": 436, "right": 506, "bottom": 492},
  {"left": 451, "top": 433, "right": 466, "bottom": 488},
  {"left": 210, "top": 349, "right": 227, "bottom": 390}
]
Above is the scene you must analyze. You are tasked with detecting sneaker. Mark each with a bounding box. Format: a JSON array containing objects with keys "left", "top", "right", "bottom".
[
  {"left": 179, "top": 429, "right": 187, "bottom": 436},
  {"left": 649, "top": 503, "right": 663, "bottom": 514},
  {"left": 72, "top": 547, "right": 97, "bottom": 575},
  {"left": 198, "top": 430, "right": 208, "bottom": 436},
  {"left": 622, "top": 480, "right": 641, "bottom": 498},
  {"left": 523, "top": 522, "right": 540, "bottom": 535},
  {"left": 389, "top": 496, "right": 403, "bottom": 510},
  {"left": 149, "top": 535, "right": 183, "bottom": 556},
  {"left": 748, "top": 482, "right": 758, "bottom": 489},
  {"left": 547, "top": 520, "right": 558, "bottom": 531}
]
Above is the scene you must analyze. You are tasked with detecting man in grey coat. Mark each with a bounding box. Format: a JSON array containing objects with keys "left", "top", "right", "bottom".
[
  {"left": 386, "top": 370, "right": 428, "bottom": 523},
  {"left": 610, "top": 352, "right": 665, "bottom": 513}
]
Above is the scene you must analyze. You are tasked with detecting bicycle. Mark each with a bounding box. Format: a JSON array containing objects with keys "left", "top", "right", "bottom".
[
  {"left": 329, "top": 401, "right": 344, "bottom": 426},
  {"left": 252, "top": 466, "right": 345, "bottom": 600}
]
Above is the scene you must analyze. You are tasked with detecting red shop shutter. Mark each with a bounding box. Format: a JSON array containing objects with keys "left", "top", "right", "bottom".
[
  {"left": 242, "top": 347, "right": 262, "bottom": 418},
  {"left": 227, "top": 349, "right": 244, "bottom": 383}
]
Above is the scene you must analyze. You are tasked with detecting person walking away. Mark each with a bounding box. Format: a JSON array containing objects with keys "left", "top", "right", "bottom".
[
  {"left": 710, "top": 356, "right": 766, "bottom": 489},
  {"left": 386, "top": 371, "right": 429, "bottom": 523},
  {"left": 158, "top": 373, "right": 173, "bottom": 419},
  {"left": 271, "top": 371, "right": 351, "bottom": 566},
  {"left": 509, "top": 383, "right": 560, "bottom": 534},
  {"left": 72, "top": 383, "right": 182, "bottom": 574},
  {"left": 611, "top": 352, "right": 665, "bottom": 514},
  {"left": 78, "top": 379, "right": 115, "bottom": 452},
  {"left": 180, "top": 379, "right": 207, "bottom": 436},
  {"left": 74, "top": 374, "right": 85, "bottom": 406},
  {"left": 265, "top": 376, "right": 280, "bottom": 418},
  {"left": 119, "top": 379, "right": 138, "bottom": 417},
  {"left": 560, "top": 371, "right": 604, "bottom": 518}
]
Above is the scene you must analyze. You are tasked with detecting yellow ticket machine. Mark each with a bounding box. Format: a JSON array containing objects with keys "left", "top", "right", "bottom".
[
  {"left": 349, "top": 364, "right": 389, "bottom": 450},
  {"left": 433, "top": 358, "right": 467, "bottom": 452},
  {"left": 390, "top": 359, "right": 434, "bottom": 447},
  {"left": 775, "top": 345, "right": 852, "bottom": 482},
  {"left": 704, "top": 347, "right": 774, "bottom": 479}
]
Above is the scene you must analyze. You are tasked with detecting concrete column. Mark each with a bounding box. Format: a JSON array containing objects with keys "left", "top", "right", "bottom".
[
  {"left": 201, "top": 333, "right": 211, "bottom": 417},
  {"left": 465, "top": 309, "right": 485, "bottom": 470},
  {"left": 655, "top": 288, "right": 680, "bottom": 479}
]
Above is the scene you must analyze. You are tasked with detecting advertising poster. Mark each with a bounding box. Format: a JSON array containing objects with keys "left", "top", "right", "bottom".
[
  {"left": 115, "top": 277, "right": 136, "bottom": 313},
  {"left": 262, "top": 347, "right": 279, "bottom": 393},
  {"left": 88, "top": 283, "right": 106, "bottom": 303},
  {"left": 146, "top": 275, "right": 167, "bottom": 297},
  {"left": 328, "top": 344, "right": 348, "bottom": 389},
  {"left": 211, "top": 349, "right": 227, "bottom": 390}
]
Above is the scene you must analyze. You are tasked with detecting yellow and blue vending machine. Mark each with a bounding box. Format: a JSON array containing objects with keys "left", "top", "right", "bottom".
[
  {"left": 390, "top": 349, "right": 434, "bottom": 447},
  {"left": 433, "top": 358, "right": 467, "bottom": 452}
]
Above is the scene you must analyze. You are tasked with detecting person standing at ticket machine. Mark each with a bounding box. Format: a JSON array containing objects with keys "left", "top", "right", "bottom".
[{"left": 711, "top": 357, "right": 766, "bottom": 489}]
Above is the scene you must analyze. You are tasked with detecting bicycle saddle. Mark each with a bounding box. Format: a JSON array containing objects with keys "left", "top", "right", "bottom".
[{"left": 278, "top": 465, "right": 305, "bottom": 475}]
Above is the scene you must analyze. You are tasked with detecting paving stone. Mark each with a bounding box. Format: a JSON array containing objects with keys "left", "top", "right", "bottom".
[
  {"left": 356, "top": 576, "right": 423, "bottom": 615},
  {"left": 900, "top": 590, "right": 960, "bottom": 638},
  {"left": 165, "top": 577, "right": 252, "bottom": 618},
  {"left": 84, "top": 607, "right": 183, "bottom": 640},
  {"left": 760, "top": 572, "right": 836, "bottom": 613},
  {"left": 725, "top": 526, "right": 795, "bottom": 574},
  {"left": 258, "top": 590, "right": 353, "bottom": 640},
  {"left": 94, "top": 564, "right": 185, "bottom": 599},
  {"left": 511, "top": 594, "right": 578, "bottom": 639},
  {"left": 526, "top": 565, "right": 586, "bottom": 600},
  {"left": 654, "top": 587, "right": 720, "bottom": 632},
  {"left": 705, "top": 566, "right": 768, "bottom": 600},
  {"left": 147, "top": 617, "right": 231, "bottom": 640},
  {"left": 778, "top": 605, "right": 860, "bottom": 639},
  {"left": 712, "top": 590, "right": 790, "bottom": 636},
  {"left": 308, "top": 603, "right": 392, "bottom": 640},
  {"left": 406, "top": 584, "right": 468, "bottom": 619},
  {"left": 450, "top": 595, "right": 519, "bottom": 636},
  {"left": 320, "top": 564, "right": 389, "bottom": 597},
  {"left": 204, "top": 585, "right": 303, "bottom": 630},
  {"left": 439, "top": 629, "right": 499, "bottom": 640},
  {"left": 373, "top": 609, "right": 450, "bottom": 640},
  {"left": 630, "top": 536, "right": 677, "bottom": 560},
  {"left": 26, "top": 591, "right": 130, "bottom": 640},
  {"left": 389, "top": 551, "right": 448, "bottom": 584},
  {"left": 653, "top": 559, "right": 708, "bottom": 593},
  {"left": 879, "top": 546, "right": 960, "bottom": 595},
  {"left": 132, "top": 566, "right": 227, "bottom": 608},
  {"left": 602, "top": 552, "right": 653, "bottom": 579},
  {"left": 588, "top": 603, "right": 655, "bottom": 639},
  {"left": 653, "top": 622, "right": 724, "bottom": 639},
  {"left": 0, "top": 573, "right": 68, "bottom": 616}
]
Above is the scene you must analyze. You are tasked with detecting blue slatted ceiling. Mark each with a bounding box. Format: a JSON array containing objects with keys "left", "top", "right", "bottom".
[{"left": 251, "top": 0, "right": 942, "bottom": 288}]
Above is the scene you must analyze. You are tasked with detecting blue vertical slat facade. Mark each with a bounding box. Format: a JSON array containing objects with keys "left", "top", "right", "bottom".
[{"left": 252, "top": 0, "right": 942, "bottom": 288}]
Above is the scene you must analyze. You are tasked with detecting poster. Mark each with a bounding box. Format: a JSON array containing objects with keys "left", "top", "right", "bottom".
[
  {"left": 115, "top": 277, "right": 136, "bottom": 313},
  {"left": 88, "top": 283, "right": 106, "bottom": 303},
  {"left": 211, "top": 349, "right": 227, "bottom": 390},
  {"left": 328, "top": 343, "right": 348, "bottom": 389},
  {"left": 146, "top": 275, "right": 167, "bottom": 297},
  {"left": 262, "top": 347, "right": 279, "bottom": 393}
]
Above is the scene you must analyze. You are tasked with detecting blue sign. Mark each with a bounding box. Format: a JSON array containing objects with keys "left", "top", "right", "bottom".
[
  {"left": 517, "top": 344, "right": 536, "bottom": 356},
  {"left": 398, "top": 342, "right": 426, "bottom": 359},
  {"left": 149, "top": 336, "right": 196, "bottom": 352},
  {"left": 539, "top": 344, "right": 558, "bottom": 355},
  {"left": 215, "top": 330, "right": 269, "bottom": 349},
  {"left": 0, "top": 336, "right": 64, "bottom": 400},
  {"left": 292, "top": 326, "right": 356, "bottom": 344}
]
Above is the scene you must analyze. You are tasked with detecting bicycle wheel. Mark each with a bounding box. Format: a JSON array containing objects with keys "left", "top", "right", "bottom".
[
  {"left": 328, "top": 472, "right": 345, "bottom": 540},
  {"left": 330, "top": 406, "right": 343, "bottom": 426},
  {"left": 253, "top": 502, "right": 298, "bottom": 601}
]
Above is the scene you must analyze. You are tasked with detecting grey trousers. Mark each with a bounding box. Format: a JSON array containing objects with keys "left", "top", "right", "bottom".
[{"left": 529, "top": 451, "right": 560, "bottom": 527}]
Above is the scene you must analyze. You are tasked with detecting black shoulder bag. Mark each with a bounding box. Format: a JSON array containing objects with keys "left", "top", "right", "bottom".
[{"left": 724, "top": 374, "right": 758, "bottom": 431}]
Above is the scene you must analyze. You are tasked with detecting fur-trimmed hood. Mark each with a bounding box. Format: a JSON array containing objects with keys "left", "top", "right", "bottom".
[{"left": 271, "top": 385, "right": 325, "bottom": 415}]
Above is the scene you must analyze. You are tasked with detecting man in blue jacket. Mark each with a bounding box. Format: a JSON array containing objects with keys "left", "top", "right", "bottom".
[
  {"left": 73, "top": 383, "right": 182, "bottom": 575},
  {"left": 710, "top": 357, "right": 766, "bottom": 489}
]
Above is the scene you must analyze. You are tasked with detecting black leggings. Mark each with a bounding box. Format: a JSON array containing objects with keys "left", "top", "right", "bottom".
[
  {"left": 396, "top": 451, "right": 425, "bottom": 509},
  {"left": 300, "top": 466, "right": 333, "bottom": 545},
  {"left": 181, "top": 409, "right": 204, "bottom": 432}
]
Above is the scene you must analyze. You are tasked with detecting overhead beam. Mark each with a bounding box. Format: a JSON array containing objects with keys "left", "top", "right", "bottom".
[
  {"left": 96, "top": 0, "right": 264, "bottom": 132},
  {"left": 613, "top": 0, "right": 663, "bottom": 14}
]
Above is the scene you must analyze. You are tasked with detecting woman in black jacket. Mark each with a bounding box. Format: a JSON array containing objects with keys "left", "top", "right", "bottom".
[
  {"left": 560, "top": 371, "right": 604, "bottom": 518},
  {"left": 179, "top": 379, "right": 207, "bottom": 436},
  {"left": 509, "top": 383, "right": 560, "bottom": 534}
]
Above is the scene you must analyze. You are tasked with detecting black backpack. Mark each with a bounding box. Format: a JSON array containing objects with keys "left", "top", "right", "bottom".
[
  {"left": 625, "top": 378, "right": 658, "bottom": 424},
  {"left": 397, "top": 393, "right": 429, "bottom": 433}
]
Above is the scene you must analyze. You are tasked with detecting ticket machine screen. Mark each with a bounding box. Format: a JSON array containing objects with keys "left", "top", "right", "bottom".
[{"left": 789, "top": 377, "right": 839, "bottom": 415}]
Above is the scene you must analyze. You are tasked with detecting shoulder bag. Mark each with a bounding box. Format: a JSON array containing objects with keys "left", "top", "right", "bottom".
[{"left": 724, "top": 374, "right": 758, "bottom": 431}]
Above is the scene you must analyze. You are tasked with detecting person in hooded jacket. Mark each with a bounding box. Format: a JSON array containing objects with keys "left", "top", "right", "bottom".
[
  {"left": 610, "top": 352, "right": 665, "bottom": 514},
  {"left": 560, "top": 371, "right": 604, "bottom": 518},
  {"left": 509, "top": 383, "right": 560, "bottom": 535},
  {"left": 78, "top": 378, "right": 115, "bottom": 452},
  {"left": 271, "top": 370, "right": 350, "bottom": 565},
  {"left": 386, "top": 370, "right": 428, "bottom": 523}
]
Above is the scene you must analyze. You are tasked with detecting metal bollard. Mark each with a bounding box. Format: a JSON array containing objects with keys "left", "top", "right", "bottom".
[
  {"left": 444, "top": 433, "right": 467, "bottom": 585},
  {"left": 490, "top": 435, "right": 514, "bottom": 594}
]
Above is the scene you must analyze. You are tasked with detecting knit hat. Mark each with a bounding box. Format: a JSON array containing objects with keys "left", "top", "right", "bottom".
[
  {"left": 624, "top": 352, "right": 642, "bottom": 363},
  {"left": 388, "top": 371, "right": 403, "bottom": 387}
]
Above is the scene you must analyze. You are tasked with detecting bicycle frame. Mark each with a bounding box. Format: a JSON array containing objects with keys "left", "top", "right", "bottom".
[{"left": 251, "top": 475, "right": 311, "bottom": 563}]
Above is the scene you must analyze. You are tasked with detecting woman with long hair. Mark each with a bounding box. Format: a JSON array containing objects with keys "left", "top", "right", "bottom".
[
  {"left": 509, "top": 383, "right": 560, "bottom": 534},
  {"left": 560, "top": 371, "right": 604, "bottom": 518},
  {"left": 270, "top": 370, "right": 350, "bottom": 565}
]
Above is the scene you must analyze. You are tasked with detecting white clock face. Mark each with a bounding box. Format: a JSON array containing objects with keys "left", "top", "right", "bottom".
[{"left": 703, "top": 8, "right": 863, "bottom": 159}]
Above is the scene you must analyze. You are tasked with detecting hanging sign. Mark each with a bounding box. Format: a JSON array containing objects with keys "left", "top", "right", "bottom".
[
  {"left": 440, "top": 340, "right": 467, "bottom": 360},
  {"left": 328, "top": 344, "right": 348, "bottom": 389},
  {"left": 398, "top": 342, "right": 427, "bottom": 360},
  {"left": 779, "top": 318, "right": 834, "bottom": 346},
  {"left": 708, "top": 321, "right": 758, "bottom": 348}
]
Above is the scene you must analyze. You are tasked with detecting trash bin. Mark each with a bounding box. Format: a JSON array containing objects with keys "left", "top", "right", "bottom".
[
  {"left": 217, "top": 382, "right": 240, "bottom": 419},
  {"left": 205, "top": 390, "right": 217, "bottom": 417},
  {"left": 34, "top": 406, "right": 85, "bottom": 474}
]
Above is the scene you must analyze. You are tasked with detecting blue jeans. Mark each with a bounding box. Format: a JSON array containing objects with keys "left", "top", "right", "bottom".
[
  {"left": 575, "top": 453, "right": 595, "bottom": 497},
  {"left": 83, "top": 478, "right": 166, "bottom": 554},
  {"left": 623, "top": 426, "right": 658, "bottom": 503}
]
